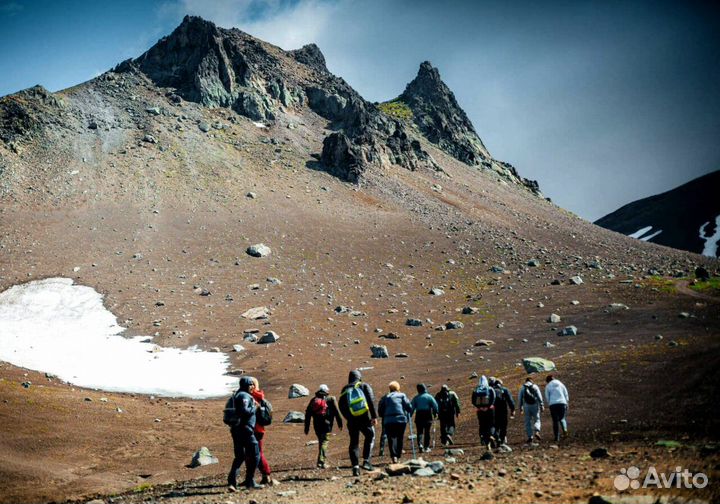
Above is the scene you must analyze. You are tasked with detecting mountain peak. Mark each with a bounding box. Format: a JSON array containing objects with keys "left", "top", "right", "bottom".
[
  {"left": 399, "top": 61, "right": 489, "bottom": 165},
  {"left": 289, "top": 43, "right": 327, "bottom": 72}
]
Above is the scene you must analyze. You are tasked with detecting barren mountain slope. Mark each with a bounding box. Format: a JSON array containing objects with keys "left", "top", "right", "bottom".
[{"left": 0, "top": 16, "right": 718, "bottom": 504}]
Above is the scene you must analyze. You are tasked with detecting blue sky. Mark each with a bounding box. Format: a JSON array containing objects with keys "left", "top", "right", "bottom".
[{"left": 1, "top": 0, "right": 719, "bottom": 220}]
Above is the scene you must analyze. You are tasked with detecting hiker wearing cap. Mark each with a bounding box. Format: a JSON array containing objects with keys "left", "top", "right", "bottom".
[
  {"left": 518, "top": 377, "right": 544, "bottom": 444},
  {"left": 378, "top": 381, "right": 413, "bottom": 463},
  {"left": 544, "top": 375, "right": 569, "bottom": 442},
  {"left": 434, "top": 384, "right": 461, "bottom": 446},
  {"left": 226, "top": 376, "right": 263, "bottom": 491},
  {"left": 471, "top": 375, "right": 496, "bottom": 450},
  {"left": 411, "top": 383, "right": 439, "bottom": 453},
  {"left": 339, "top": 370, "right": 377, "bottom": 476},
  {"left": 249, "top": 377, "right": 271, "bottom": 484},
  {"left": 304, "top": 384, "right": 343, "bottom": 468},
  {"left": 489, "top": 377, "right": 515, "bottom": 446}
]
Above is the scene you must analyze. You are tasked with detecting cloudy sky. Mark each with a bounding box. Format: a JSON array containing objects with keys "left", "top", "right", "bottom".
[{"left": 1, "top": 0, "right": 718, "bottom": 220}]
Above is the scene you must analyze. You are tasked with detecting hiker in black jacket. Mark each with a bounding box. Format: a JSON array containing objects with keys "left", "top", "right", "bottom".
[
  {"left": 338, "top": 369, "right": 377, "bottom": 476},
  {"left": 489, "top": 377, "right": 515, "bottom": 446},
  {"left": 304, "top": 384, "right": 343, "bottom": 468},
  {"left": 227, "top": 376, "right": 263, "bottom": 491},
  {"left": 434, "top": 384, "right": 461, "bottom": 446}
]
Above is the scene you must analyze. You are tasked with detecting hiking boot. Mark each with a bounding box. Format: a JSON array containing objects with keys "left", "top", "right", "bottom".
[
  {"left": 534, "top": 431, "right": 542, "bottom": 441},
  {"left": 361, "top": 460, "right": 373, "bottom": 471},
  {"left": 526, "top": 437, "right": 533, "bottom": 444},
  {"left": 244, "top": 481, "right": 265, "bottom": 490},
  {"left": 260, "top": 475, "right": 271, "bottom": 485},
  {"left": 424, "top": 447, "right": 432, "bottom": 453},
  {"left": 317, "top": 461, "right": 326, "bottom": 469},
  {"left": 352, "top": 466, "right": 360, "bottom": 477},
  {"left": 391, "top": 456, "right": 399, "bottom": 464},
  {"left": 227, "top": 485, "right": 238, "bottom": 493}
]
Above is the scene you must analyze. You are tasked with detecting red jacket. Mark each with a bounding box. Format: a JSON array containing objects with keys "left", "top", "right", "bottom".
[{"left": 251, "top": 389, "right": 265, "bottom": 434}]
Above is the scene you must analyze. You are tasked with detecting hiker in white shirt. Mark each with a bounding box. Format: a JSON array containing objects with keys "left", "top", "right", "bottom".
[
  {"left": 518, "top": 377, "right": 544, "bottom": 443},
  {"left": 544, "top": 375, "right": 569, "bottom": 442}
]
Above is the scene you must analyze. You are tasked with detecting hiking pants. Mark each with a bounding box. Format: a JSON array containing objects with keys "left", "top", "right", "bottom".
[
  {"left": 415, "top": 410, "right": 433, "bottom": 450},
  {"left": 476, "top": 408, "right": 495, "bottom": 446},
  {"left": 255, "top": 431, "right": 271, "bottom": 476},
  {"left": 228, "top": 425, "right": 260, "bottom": 487},
  {"left": 384, "top": 422, "right": 406, "bottom": 459},
  {"left": 315, "top": 429, "right": 330, "bottom": 464},
  {"left": 549, "top": 403, "right": 568, "bottom": 441},
  {"left": 439, "top": 416, "right": 456, "bottom": 445},
  {"left": 347, "top": 422, "right": 375, "bottom": 467},
  {"left": 494, "top": 410, "right": 509, "bottom": 445},
  {"left": 523, "top": 403, "right": 541, "bottom": 440}
]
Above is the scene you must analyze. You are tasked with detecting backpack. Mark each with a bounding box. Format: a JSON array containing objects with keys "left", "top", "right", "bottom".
[
  {"left": 522, "top": 384, "right": 539, "bottom": 405},
  {"left": 310, "top": 397, "right": 328, "bottom": 417},
  {"left": 223, "top": 392, "right": 241, "bottom": 426},
  {"left": 473, "top": 384, "right": 492, "bottom": 408},
  {"left": 437, "top": 393, "right": 451, "bottom": 413},
  {"left": 256, "top": 398, "right": 273, "bottom": 426},
  {"left": 342, "top": 382, "right": 369, "bottom": 417}
]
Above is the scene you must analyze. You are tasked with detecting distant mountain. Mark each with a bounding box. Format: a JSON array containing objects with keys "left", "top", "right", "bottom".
[{"left": 595, "top": 170, "right": 720, "bottom": 257}]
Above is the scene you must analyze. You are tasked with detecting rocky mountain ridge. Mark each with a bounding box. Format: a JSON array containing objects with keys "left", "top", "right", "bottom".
[{"left": 0, "top": 15, "right": 539, "bottom": 193}]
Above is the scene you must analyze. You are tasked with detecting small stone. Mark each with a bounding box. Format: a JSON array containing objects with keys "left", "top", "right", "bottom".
[
  {"left": 189, "top": 447, "right": 218, "bottom": 468},
  {"left": 558, "top": 325, "right": 578, "bottom": 337},
  {"left": 247, "top": 243, "right": 271, "bottom": 258},
  {"left": 288, "top": 383, "right": 309, "bottom": 398},
  {"left": 569, "top": 276, "right": 583, "bottom": 285},
  {"left": 257, "top": 331, "right": 280, "bottom": 344},
  {"left": 283, "top": 411, "right": 305, "bottom": 423},
  {"left": 590, "top": 447, "right": 610, "bottom": 459},
  {"left": 548, "top": 313, "right": 561, "bottom": 323}
]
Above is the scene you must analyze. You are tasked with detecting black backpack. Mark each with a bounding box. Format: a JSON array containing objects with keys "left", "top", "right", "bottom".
[
  {"left": 257, "top": 398, "right": 273, "bottom": 426},
  {"left": 223, "top": 392, "right": 241, "bottom": 426},
  {"left": 522, "top": 384, "right": 539, "bottom": 405}
]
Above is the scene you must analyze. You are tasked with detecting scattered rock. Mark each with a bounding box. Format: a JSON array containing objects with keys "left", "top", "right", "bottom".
[
  {"left": 387, "top": 463, "right": 412, "bottom": 476},
  {"left": 257, "top": 331, "right": 280, "bottom": 344},
  {"left": 189, "top": 447, "right": 218, "bottom": 468},
  {"left": 590, "top": 447, "right": 610, "bottom": 459},
  {"left": 608, "top": 303, "right": 629, "bottom": 311},
  {"left": 371, "top": 344, "right": 389, "bottom": 358},
  {"left": 678, "top": 312, "right": 690, "bottom": 319},
  {"left": 474, "top": 339, "right": 495, "bottom": 347},
  {"left": 241, "top": 306, "right": 271, "bottom": 320},
  {"left": 429, "top": 288, "right": 445, "bottom": 296},
  {"left": 462, "top": 306, "right": 479, "bottom": 314},
  {"left": 522, "top": 357, "right": 556, "bottom": 374},
  {"left": 232, "top": 344, "right": 246, "bottom": 352},
  {"left": 406, "top": 318, "right": 423, "bottom": 327},
  {"left": 247, "top": 243, "right": 271, "bottom": 257},
  {"left": 283, "top": 411, "right": 305, "bottom": 423},
  {"left": 142, "top": 134, "right": 157, "bottom": 144},
  {"left": 288, "top": 383, "right": 309, "bottom": 398},
  {"left": 548, "top": 313, "right": 561, "bottom": 323},
  {"left": 569, "top": 276, "right": 584, "bottom": 285},
  {"left": 558, "top": 325, "right": 578, "bottom": 337},
  {"left": 198, "top": 122, "right": 211, "bottom": 132},
  {"left": 527, "top": 259, "right": 540, "bottom": 267},
  {"left": 445, "top": 321, "right": 464, "bottom": 330},
  {"left": 413, "top": 467, "right": 435, "bottom": 477}
]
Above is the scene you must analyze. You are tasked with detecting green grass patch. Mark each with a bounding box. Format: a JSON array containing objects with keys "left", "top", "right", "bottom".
[
  {"left": 378, "top": 100, "right": 413, "bottom": 121},
  {"left": 645, "top": 276, "right": 676, "bottom": 294},
  {"left": 690, "top": 276, "right": 720, "bottom": 295},
  {"left": 132, "top": 483, "right": 153, "bottom": 493}
]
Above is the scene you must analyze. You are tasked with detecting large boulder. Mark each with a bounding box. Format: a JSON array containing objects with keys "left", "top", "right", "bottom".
[
  {"left": 522, "top": 357, "right": 556, "bottom": 374},
  {"left": 246, "top": 244, "right": 271, "bottom": 258},
  {"left": 371, "top": 344, "right": 389, "bottom": 358},
  {"left": 288, "top": 383, "right": 309, "bottom": 398},
  {"left": 257, "top": 331, "right": 280, "bottom": 344},
  {"left": 283, "top": 411, "right": 305, "bottom": 423},
  {"left": 189, "top": 447, "right": 218, "bottom": 468}
]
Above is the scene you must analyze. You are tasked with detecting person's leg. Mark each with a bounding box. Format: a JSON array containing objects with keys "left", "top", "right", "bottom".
[
  {"left": 379, "top": 424, "right": 386, "bottom": 457},
  {"left": 439, "top": 419, "right": 448, "bottom": 445},
  {"left": 523, "top": 409, "right": 533, "bottom": 442},
  {"left": 317, "top": 431, "right": 329, "bottom": 466},
  {"left": 348, "top": 424, "right": 360, "bottom": 468},
  {"left": 549, "top": 404, "right": 561, "bottom": 442},
  {"left": 385, "top": 423, "right": 399, "bottom": 459},
  {"left": 396, "top": 423, "right": 406, "bottom": 459},
  {"left": 496, "top": 413, "right": 508, "bottom": 445},
  {"left": 559, "top": 404, "right": 568, "bottom": 434},
  {"left": 255, "top": 432, "right": 271, "bottom": 478},
  {"left": 446, "top": 422, "right": 455, "bottom": 445},
  {"left": 242, "top": 428, "right": 260, "bottom": 487},
  {"left": 423, "top": 422, "right": 431, "bottom": 451},
  {"left": 361, "top": 423, "right": 375, "bottom": 466},
  {"left": 532, "top": 405, "right": 541, "bottom": 437},
  {"left": 227, "top": 427, "right": 245, "bottom": 488},
  {"left": 415, "top": 419, "right": 424, "bottom": 450}
]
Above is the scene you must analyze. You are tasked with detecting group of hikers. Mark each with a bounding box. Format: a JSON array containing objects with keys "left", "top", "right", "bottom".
[{"left": 224, "top": 370, "right": 569, "bottom": 491}]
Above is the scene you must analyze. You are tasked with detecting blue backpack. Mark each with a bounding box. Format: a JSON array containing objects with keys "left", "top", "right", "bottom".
[{"left": 342, "top": 382, "right": 369, "bottom": 417}]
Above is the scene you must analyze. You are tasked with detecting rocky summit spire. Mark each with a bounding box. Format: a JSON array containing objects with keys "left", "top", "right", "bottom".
[{"left": 399, "top": 61, "right": 490, "bottom": 165}]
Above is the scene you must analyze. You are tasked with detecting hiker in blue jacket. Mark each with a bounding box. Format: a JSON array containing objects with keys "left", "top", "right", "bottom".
[
  {"left": 378, "top": 381, "right": 413, "bottom": 463},
  {"left": 227, "top": 376, "right": 263, "bottom": 491},
  {"left": 411, "top": 383, "right": 439, "bottom": 453},
  {"left": 339, "top": 369, "right": 377, "bottom": 476}
]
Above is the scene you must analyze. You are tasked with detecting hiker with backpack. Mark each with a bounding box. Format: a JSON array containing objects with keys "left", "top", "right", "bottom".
[
  {"left": 304, "top": 384, "right": 343, "bottom": 468},
  {"left": 250, "top": 377, "right": 271, "bottom": 484},
  {"left": 434, "top": 384, "right": 461, "bottom": 446},
  {"left": 339, "top": 370, "right": 377, "bottom": 476},
  {"left": 378, "top": 381, "right": 413, "bottom": 463},
  {"left": 518, "top": 376, "right": 544, "bottom": 444},
  {"left": 411, "top": 383, "right": 439, "bottom": 453},
  {"left": 489, "top": 377, "right": 515, "bottom": 446},
  {"left": 224, "top": 376, "right": 263, "bottom": 491},
  {"left": 471, "top": 375, "right": 496, "bottom": 450},
  {"left": 544, "top": 375, "right": 569, "bottom": 442}
]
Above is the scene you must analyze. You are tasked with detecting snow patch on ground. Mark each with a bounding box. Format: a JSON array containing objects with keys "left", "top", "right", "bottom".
[
  {"left": 253, "top": 121, "right": 268, "bottom": 129},
  {"left": 699, "top": 214, "right": 720, "bottom": 257},
  {"left": 628, "top": 226, "right": 653, "bottom": 239},
  {"left": 0, "top": 278, "right": 237, "bottom": 398}
]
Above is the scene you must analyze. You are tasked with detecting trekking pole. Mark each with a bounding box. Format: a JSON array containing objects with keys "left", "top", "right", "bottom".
[
  {"left": 432, "top": 418, "right": 436, "bottom": 450},
  {"left": 408, "top": 415, "right": 417, "bottom": 459}
]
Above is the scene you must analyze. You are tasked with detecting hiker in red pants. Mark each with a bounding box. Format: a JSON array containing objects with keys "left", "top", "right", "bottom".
[{"left": 250, "top": 377, "right": 272, "bottom": 485}]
